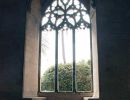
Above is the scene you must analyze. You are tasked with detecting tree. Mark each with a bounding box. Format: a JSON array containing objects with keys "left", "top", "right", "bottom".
[
  {"left": 41, "top": 60, "right": 92, "bottom": 92},
  {"left": 61, "top": 30, "right": 66, "bottom": 64}
]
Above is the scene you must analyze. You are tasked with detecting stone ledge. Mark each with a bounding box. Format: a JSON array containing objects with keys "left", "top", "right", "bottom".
[
  {"left": 84, "top": 97, "right": 99, "bottom": 100},
  {"left": 24, "top": 97, "right": 47, "bottom": 100}
]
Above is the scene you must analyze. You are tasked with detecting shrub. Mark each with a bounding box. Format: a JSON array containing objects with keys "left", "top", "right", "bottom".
[{"left": 41, "top": 60, "right": 92, "bottom": 92}]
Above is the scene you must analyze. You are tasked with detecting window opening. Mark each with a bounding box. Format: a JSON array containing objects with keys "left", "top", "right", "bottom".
[{"left": 40, "top": 0, "right": 92, "bottom": 93}]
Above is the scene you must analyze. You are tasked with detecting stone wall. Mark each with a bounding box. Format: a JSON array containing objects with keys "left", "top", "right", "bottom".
[
  {"left": 0, "top": 0, "right": 130, "bottom": 100},
  {"left": 96, "top": 0, "right": 130, "bottom": 99},
  {"left": 0, "top": 0, "right": 26, "bottom": 99}
]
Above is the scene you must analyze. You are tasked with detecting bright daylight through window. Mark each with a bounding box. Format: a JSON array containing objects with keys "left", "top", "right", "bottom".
[{"left": 39, "top": 0, "right": 92, "bottom": 93}]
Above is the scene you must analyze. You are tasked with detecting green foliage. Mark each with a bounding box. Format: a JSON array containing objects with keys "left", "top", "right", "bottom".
[
  {"left": 76, "top": 60, "right": 92, "bottom": 91},
  {"left": 41, "top": 60, "right": 92, "bottom": 92}
]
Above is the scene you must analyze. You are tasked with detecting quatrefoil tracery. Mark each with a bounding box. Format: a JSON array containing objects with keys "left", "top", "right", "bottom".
[{"left": 41, "top": 0, "right": 90, "bottom": 31}]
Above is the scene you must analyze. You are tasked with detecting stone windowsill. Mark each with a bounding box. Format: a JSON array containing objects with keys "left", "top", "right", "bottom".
[
  {"left": 24, "top": 97, "right": 99, "bottom": 100},
  {"left": 24, "top": 97, "right": 47, "bottom": 100},
  {"left": 84, "top": 97, "right": 99, "bottom": 100}
]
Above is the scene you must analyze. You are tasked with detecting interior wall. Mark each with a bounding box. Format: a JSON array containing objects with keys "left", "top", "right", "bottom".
[
  {"left": 0, "top": 0, "right": 130, "bottom": 100},
  {"left": 96, "top": 0, "right": 130, "bottom": 100},
  {"left": 23, "top": 0, "right": 40, "bottom": 98},
  {"left": 0, "top": 0, "right": 26, "bottom": 100}
]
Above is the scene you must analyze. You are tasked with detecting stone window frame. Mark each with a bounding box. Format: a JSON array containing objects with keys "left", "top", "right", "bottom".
[{"left": 22, "top": 0, "right": 99, "bottom": 100}]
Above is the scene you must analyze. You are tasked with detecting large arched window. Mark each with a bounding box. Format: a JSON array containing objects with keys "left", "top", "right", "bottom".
[
  {"left": 39, "top": 0, "right": 92, "bottom": 94},
  {"left": 23, "top": 0, "right": 99, "bottom": 99}
]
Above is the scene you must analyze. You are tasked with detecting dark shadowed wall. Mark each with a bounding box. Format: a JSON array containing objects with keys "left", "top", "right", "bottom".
[
  {"left": 0, "top": 0, "right": 130, "bottom": 100},
  {"left": 0, "top": 0, "right": 27, "bottom": 100},
  {"left": 96, "top": 0, "right": 130, "bottom": 100}
]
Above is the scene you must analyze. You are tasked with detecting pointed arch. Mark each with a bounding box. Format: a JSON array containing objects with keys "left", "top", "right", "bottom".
[
  {"left": 41, "top": 0, "right": 90, "bottom": 31},
  {"left": 23, "top": 0, "right": 99, "bottom": 99},
  {"left": 39, "top": 0, "right": 93, "bottom": 93}
]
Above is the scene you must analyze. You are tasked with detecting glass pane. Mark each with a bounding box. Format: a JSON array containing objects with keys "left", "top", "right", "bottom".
[
  {"left": 58, "top": 29, "right": 73, "bottom": 92},
  {"left": 75, "top": 29, "right": 92, "bottom": 92},
  {"left": 40, "top": 30, "right": 55, "bottom": 92},
  {"left": 40, "top": 0, "right": 92, "bottom": 93}
]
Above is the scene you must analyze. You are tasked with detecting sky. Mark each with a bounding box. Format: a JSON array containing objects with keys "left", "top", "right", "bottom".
[{"left": 40, "top": 28, "right": 91, "bottom": 76}]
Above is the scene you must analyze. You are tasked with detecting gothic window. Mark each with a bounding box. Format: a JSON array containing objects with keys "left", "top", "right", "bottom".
[{"left": 39, "top": 0, "right": 93, "bottom": 93}]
